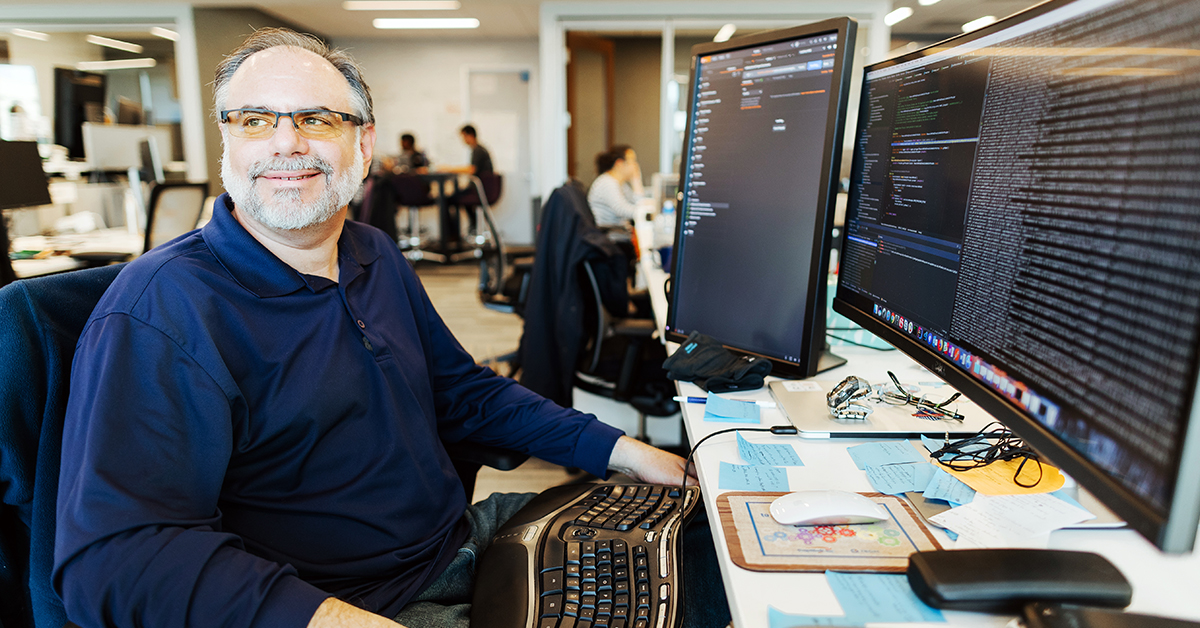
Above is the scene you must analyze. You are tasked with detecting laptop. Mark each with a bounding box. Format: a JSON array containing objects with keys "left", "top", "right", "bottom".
[{"left": 768, "top": 379, "right": 996, "bottom": 438}]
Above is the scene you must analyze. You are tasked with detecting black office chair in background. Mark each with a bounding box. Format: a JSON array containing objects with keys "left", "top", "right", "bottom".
[
  {"left": 448, "top": 173, "right": 503, "bottom": 263},
  {"left": 517, "top": 181, "right": 677, "bottom": 438},
  {"left": 1, "top": 217, "right": 16, "bottom": 288},
  {"left": 142, "top": 181, "right": 209, "bottom": 252},
  {"left": 0, "top": 264, "right": 527, "bottom": 628}
]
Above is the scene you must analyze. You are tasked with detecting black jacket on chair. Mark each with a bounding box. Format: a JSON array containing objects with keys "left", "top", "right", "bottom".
[{"left": 518, "top": 182, "right": 628, "bottom": 407}]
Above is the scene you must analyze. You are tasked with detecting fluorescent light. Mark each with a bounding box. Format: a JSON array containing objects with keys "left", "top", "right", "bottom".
[
  {"left": 10, "top": 28, "right": 50, "bottom": 41},
  {"left": 345, "top": 1, "right": 461, "bottom": 8},
  {"left": 918, "top": 0, "right": 941, "bottom": 5},
  {"left": 150, "top": 27, "right": 179, "bottom": 41},
  {"left": 962, "top": 15, "right": 997, "bottom": 33},
  {"left": 373, "top": 17, "right": 479, "bottom": 29},
  {"left": 884, "top": 7, "right": 914, "bottom": 27},
  {"left": 714, "top": 24, "right": 737, "bottom": 43},
  {"left": 86, "top": 34, "right": 143, "bottom": 54},
  {"left": 76, "top": 58, "right": 157, "bottom": 71}
]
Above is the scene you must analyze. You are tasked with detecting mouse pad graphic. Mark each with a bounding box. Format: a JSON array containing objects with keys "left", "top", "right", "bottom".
[{"left": 717, "top": 492, "right": 943, "bottom": 572}]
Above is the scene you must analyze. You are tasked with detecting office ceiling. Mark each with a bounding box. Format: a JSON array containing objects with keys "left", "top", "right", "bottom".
[{"left": 0, "top": 0, "right": 1043, "bottom": 42}]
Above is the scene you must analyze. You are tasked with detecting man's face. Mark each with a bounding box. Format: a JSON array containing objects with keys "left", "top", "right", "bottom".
[
  {"left": 219, "top": 46, "right": 375, "bottom": 232},
  {"left": 619, "top": 150, "right": 638, "bottom": 181}
]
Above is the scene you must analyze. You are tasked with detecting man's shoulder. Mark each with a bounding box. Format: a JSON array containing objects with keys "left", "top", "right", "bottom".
[{"left": 94, "top": 231, "right": 225, "bottom": 318}]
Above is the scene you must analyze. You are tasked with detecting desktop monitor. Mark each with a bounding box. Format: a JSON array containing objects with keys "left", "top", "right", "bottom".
[
  {"left": 0, "top": 140, "right": 52, "bottom": 210},
  {"left": 664, "top": 18, "right": 857, "bottom": 378},
  {"left": 53, "top": 68, "right": 106, "bottom": 161},
  {"left": 834, "top": 0, "right": 1200, "bottom": 552}
]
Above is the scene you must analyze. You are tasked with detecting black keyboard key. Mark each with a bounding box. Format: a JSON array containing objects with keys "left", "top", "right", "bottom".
[
  {"left": 542, "top": 594, "right": 563, "bottom": 617},
  {"left": 577, "top": 620, "right": 592, "bottom": 628},
  {"left": 597, "top": 602, "right": 613, "bottom": 616},
  {"left": 566, "top": 576, "right": 581, "bottom": 590},
  {"left": 581, "top": 542, "right": 595, "bottom": 557},
  {"left": 565, "top": 590, "right": 581, "bottom": 604},
  {"left": 637, "top": 594, "right": 651, "bottom": 609},
  {"left": 540, "top": 617, "right": 559, "bottom": 628},
  {"left": 634, "top": 618, "right": 649, "bottom": 628},
  {"left": 559, "top": 617, "right": 576, "bottom": 628},
  {"left": 614, "top": 567, "right": 629, "bottom": 582},
  {"left": 582, "top": 556, "right": 597, "bottom": 568},
  {"left": 566, "top": 564, "right": 581, "bottom": 577},
  {"left": 635, "top": 568, "right": 649, "bottom": 584},
  {"left": 611, "top": 619, "right": 627, "bottom": 628},
  {"left": 667, "top": 487, "right": 681, "bottom": 498},
  {"left": 582, "top": 581, "right": 597, "bottom": 594},
  {"left": 636, "top": 582, "right": 650, "bottom": 595},
  {"left": 580, "top": 607, "right": 596, "bottom": 620},
  {"left": 597, "top": 575, "right": 613, "bottom": 590},
  {"left": 615, "top": 593, "right": 630, "bottom": 608},
  {"left": 614, "top": 577, "right": 630, "bottom": 592},
  {"left": 634, "top": 556, "right": 648, "bottom": 570},
  {"left": 635, "top": 606, "right": 651, "bottom": 619},
  {"left": 581, "top": 568, "right": 597, "bottom": 582},
  {"left": 612, "top": 540, "right": 627, "bottom": 555},
  {"left": 542, "top": 569, "right": 565, "bottom": 594},
  {"left": 564, "top": 602, "right": 580, "bottom": 617},
  {"left": 567, "top": 543, "right": 582, "bottom": 564}
]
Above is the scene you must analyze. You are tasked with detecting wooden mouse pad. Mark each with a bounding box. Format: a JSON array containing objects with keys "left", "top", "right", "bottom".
[{"left": 716, "top": 492, "right": 943, "bottom": 572}]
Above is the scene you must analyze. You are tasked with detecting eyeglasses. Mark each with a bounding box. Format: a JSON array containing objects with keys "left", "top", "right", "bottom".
[
  {"left": 877, "top": 371, "right": 964, "bottom": 421},
  {"left": 220, "top": 108, "right": 364, "bottom": 140}
]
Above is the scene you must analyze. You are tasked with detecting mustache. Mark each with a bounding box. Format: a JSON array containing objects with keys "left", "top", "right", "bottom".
[{"left": 248, "top": 155, "right": 334, "bottom": 179}]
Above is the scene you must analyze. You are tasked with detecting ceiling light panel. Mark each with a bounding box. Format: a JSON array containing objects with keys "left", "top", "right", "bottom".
[
  {"left": 345, "top": 1, "right": 461, "bottom": 9},
  {"left": 86, "top": 34, "right": 143, "bottom": 54},
  {"left": 373, "top": 17, "right": 480, "bottom": 29}
]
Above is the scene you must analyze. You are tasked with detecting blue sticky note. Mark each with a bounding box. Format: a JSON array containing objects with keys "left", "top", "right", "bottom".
[
  {"left": 768, "top": 606, "right": 863, "bottom": 627},
  {"left": 738, "top": 433, "right": 805, "bottom": 467},
  {"left": 846, "top": 441, "right": 926, "bottom": 470},
  {"left": 718, "top": 461, "right": 789, "bottom": 492},
  {"left": 922, "top": 468, "right": 976, "bottom": 505},
  {"left": 1051, "top": 489, "right": 1093, "bottom": 515},
  {"left": 704, "top": 393, "right": 761, "bottom": 423},
  {"left": 825, "top": 571, "right": 946, "bottom": 624},
  {"left": 864, "top": 462, "right": 936, "bottom": 495}
]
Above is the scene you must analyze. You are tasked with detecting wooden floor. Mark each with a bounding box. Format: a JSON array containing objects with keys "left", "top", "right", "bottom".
[{"left": 413, "top": 261, "right": 580, "bottom": 501}]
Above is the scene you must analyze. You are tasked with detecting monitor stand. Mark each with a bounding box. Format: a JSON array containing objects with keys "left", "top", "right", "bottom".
[{"left": 816, "top": 348, "right": 846, "bottom": 374}]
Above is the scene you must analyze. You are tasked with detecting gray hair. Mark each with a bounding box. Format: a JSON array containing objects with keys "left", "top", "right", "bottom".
[{"left": 212, "top": 27, "right": 374, "bottom": 125}]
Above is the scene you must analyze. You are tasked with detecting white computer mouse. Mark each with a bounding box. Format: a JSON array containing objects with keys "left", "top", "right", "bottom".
[{"left": 769, "top": 490, "right": 890, "bottom": 526}]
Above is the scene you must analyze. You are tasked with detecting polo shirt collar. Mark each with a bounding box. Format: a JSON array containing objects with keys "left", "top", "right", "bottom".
[{"left": 203, "top": 193, "right": 382, "bottom": 298}]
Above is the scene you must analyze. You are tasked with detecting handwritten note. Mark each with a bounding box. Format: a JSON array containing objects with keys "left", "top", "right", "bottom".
[
  {"left": 865, "top": 462, "right": 936, "bottom": 495},
  {"left": 922, "top": 468, "right": 977, "bottom": 506},
  {"left": 738, "top": 433, "right": 805, "bottom": 467},
  {"left": 768, "top": 606, "right": 863, "bottom": 627},
  {"left": 929, "top": 493, "right": 1095, "bottom": 547},
  {"left": 846, "top": 441, "right": 926, "bottom": 470},
  {"left": 704, "top": 393, "right": 761, "bottom": 423},
  {"left": 825, "top": 571, "right": 946, "bottom": 624},
  {"left": 718, "top": 461, "right": 789, "bottom": 492}
]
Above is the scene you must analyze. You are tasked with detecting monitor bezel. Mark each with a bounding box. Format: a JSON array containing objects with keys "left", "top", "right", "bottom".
[
  {"left": 0, "top": 140, "right": 53, "bottom": 211},
  {"left": 832, "top": 0, "right": 1200, "bottom": 553},
  {"left": 664, "top": 17, "right": 858, "bottom": 379}
]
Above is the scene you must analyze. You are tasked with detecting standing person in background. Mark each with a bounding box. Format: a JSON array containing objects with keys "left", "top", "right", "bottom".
[{"left": 588, "top": 145, "right": 644, "bottom": 228}]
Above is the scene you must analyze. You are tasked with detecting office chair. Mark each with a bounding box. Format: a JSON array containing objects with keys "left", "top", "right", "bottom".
[
  {"left": 449, "top": 173, "right": 503, "bottom": 263},
  {"left": 1, "top": 217, "right": 16, "bottom": 288},
  {"left": 518, "top": 181, "right": 678, "bottom": 435},
  {"left": 391, "top": 174, "right": 445, "bottom": 264},
  {"left": 474, "top": 190, "right": 535, "bottom": 376},
  {"left": 0, "top": 265, "right": 525, "bottom": 628},
  {"left": 142, "top": 181, "right": 209, "bottom": 252}
]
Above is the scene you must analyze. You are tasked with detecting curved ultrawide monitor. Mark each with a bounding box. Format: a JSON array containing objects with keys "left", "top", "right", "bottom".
[
  {"left": 665, "top": 18, "right": 857, "bottom": 378},
  {"left": 834, "top": 0, "right": 1200, "bottom": 552}
]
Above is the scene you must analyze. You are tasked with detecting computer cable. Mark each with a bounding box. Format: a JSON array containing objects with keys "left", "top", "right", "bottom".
[{"left": 677, "top": 425, "right": 799, "bottom": 498}]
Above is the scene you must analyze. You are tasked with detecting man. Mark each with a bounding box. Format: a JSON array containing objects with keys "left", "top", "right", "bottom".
[
  {"left": 53, "top": 28, "right": 699, "bottom": 628},
  {"left": 439, "top": 124, "right": 492, "bottom": 177},
  {"left": 385, "top": 132, "right": 429, "bottom": 174},
  {"left": 588, "top": 145, "right": 644, "bottom": 228}
]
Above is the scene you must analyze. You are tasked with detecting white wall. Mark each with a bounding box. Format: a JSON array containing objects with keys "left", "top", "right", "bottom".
[
  {"left": 333, "top": 37, "right": 538, "bottom": 173},
  {"left": 5, "top": 33, "right": 104, "bottom": 136}
]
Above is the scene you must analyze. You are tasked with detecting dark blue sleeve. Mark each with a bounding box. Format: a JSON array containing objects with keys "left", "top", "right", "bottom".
[
  {"left": 54, "top": 313, "right": 329, "bottom": 628},
  {"left": 405, "top": 268, "right": 625, "bottom": 477}
]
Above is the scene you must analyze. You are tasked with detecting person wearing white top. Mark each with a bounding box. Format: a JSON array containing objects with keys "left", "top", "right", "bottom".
[{"left": 587, "top": 145, "right": 644, "bottom": 227}]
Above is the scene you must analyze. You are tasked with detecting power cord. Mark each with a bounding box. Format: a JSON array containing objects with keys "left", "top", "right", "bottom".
[{"left": 678, "top": 425, "right": 799, "bottom": 498}]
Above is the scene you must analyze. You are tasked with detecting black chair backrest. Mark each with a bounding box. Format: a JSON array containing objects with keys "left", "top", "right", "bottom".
[
  {"left": 392, "top": 173, "right": 434, "bottom": 207},
  {"left": 480, "top": 173, "right": 503, "bottom": 205},
  {"left": 143, "top": 182, "right": 209, "bottom": 253},
  {"left": 0, "top": 263, "right": 124, "bottom": 628},
  {"left": 1, "top": 217, "right": 16, "bottom": 288}
]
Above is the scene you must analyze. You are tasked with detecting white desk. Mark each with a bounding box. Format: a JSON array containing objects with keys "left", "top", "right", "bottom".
[
  {"left": 681, "top": 346, "right": 1200, "bottom": 627},
  {"left": 10, "top": 229, "right": 143, "bottom": 279}
]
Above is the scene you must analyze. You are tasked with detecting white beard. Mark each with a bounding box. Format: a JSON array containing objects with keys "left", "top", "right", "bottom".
[{"left": 221, "top": 136, "right": 364, "bottom": 231}]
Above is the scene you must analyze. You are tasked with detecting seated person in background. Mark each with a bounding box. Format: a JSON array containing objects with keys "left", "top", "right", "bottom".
[
  {"left": 384, "top": 132, "right": 430, "bottom": 174},
  {"left": 438, "top": 124, "right": 493, "bottom": 177},
  {"left": 53, "top": 28, "right": 714, "bottom": 628},
  {"left": 588, "top": 144, "right": 645, "bottom": 228}
]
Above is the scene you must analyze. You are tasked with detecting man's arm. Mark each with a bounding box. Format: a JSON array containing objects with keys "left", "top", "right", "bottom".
[
  {"left": 307, "top": 598, "right": 405, "bottom": 628},
  {"left": 607, "top": 435, "right": 697, "bottom": 486}
]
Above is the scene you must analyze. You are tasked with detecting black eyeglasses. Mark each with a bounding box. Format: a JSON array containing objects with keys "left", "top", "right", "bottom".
[
  {"left": 928, "top": 422, "right": 1045, "bottom": 487},
  {"left": 220, "top": 108, "right": 364, "bottom": 140},
  {"left": 877, "top": 371, "right": 964, "bottom": 421}
]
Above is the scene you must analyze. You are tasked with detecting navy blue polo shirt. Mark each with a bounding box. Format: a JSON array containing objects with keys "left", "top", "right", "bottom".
[{"left": 54, "top": 194, "right": 623, "bottom": 627}]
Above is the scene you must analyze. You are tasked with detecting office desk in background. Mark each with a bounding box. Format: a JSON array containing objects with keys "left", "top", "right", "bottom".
[
  {"left": 680, "top": 347, "right": 1200, "bottom": 627},
  {"left": 10, "top": 229, "right": 143, "bottom": 279}
]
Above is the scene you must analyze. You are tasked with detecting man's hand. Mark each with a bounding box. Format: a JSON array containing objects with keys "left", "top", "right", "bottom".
[
  {"left": 307, "top": 598, "right": 403, "bottom": 628},
  {"left": 607, "top": 436, "right": 696, "bottom": 486}
]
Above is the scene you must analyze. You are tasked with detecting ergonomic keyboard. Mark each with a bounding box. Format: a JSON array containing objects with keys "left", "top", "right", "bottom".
[{"left": 471, "top": 482, "right": 701, "bottom": 628}]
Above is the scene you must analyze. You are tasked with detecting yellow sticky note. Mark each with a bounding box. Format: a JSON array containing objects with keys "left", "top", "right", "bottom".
[{"left": 942, "top": 458, "right": 1065, "bottom": 496}]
